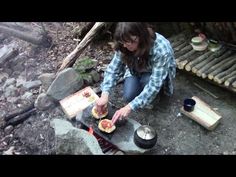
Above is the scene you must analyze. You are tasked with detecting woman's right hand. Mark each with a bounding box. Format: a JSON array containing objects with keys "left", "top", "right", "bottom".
[{"left": 96, "top": 93, "right": 109, "bottom": 115}]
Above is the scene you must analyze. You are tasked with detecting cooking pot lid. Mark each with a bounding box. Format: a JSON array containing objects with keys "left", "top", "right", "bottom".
[{"left": 136, "top": 125, "right": 156, "bottom": 140}]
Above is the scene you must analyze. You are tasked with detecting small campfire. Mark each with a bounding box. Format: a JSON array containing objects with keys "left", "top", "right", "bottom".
[{"left": 82, "top": 124, "right": 123, "bottom": 155}]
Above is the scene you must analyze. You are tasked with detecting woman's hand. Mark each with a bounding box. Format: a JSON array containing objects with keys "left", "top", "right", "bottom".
[
  {"left": 96, "top": 93, "right": 109, "bottom": 115},
  {"left": 112, "top": 104, "right": 132, "bottom": 124}
]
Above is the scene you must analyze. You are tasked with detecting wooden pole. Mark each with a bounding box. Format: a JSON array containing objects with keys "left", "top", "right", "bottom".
[{"left": 58, "top": 22, "right": 108, "bottom": 72}]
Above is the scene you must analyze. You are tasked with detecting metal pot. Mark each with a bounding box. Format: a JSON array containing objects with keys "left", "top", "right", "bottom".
[{"left": 134, "top": 125, "right": 157, "bottom": 149}]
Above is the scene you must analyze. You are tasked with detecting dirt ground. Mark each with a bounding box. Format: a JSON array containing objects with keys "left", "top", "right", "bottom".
[
  {"left": 111, "top": 70, "right": 236, "bottom": 155},
  {"left": 1, "top": 22, "right": 236, "bottom": 155}
]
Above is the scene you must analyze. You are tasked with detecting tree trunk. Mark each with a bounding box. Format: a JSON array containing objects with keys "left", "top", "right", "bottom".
[{"left": 0, "top": 22, "right": 51, "bottom": 47}]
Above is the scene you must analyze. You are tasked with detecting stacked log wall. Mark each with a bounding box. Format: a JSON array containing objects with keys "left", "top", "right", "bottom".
[{"left": 168, "top": 31, "right": 236, "bottom": 94}]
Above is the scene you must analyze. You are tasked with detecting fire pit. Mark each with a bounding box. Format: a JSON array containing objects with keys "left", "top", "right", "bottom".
[{"left": 76, "top": 103, "right": 151, "bottom": 154}]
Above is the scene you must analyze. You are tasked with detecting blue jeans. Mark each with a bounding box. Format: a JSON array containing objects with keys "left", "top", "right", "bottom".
[{"left": 123, "top": 73, "right": 151, "bottom": 102}]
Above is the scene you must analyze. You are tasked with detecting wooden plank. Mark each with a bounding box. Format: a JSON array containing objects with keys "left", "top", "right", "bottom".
[
  {"left": 180, "top": 96, "right": 222, "bottom": 130},
  {"left": 59, "top": 86, "right": 99, "bottom": 119},
  {"left": 192, "top": 96, "right": 221, "bottom": 119}
]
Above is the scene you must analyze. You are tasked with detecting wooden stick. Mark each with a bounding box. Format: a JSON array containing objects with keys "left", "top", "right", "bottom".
[
  {"left": 193, "top": 83, "right": 219, "bottom": 99},
  {"left": 58, "top": 22, "right": 109, "bottom": 72}
]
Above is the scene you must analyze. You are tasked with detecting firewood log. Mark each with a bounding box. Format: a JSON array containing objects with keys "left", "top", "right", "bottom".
[
  {"left": 0, "top": 45, "right": 19, "bottom": 66},
  {"left": 213, "top": 65, "right": 236, "bottom": 84},
  {"left": 185, "top": 50, "right": 213, "bottom": 71},
  {"left": 208, "top": 55, "right": 236, "bottom": 80},
  {"left": 176, "top": 49, "right": 196, "bottom": 63},
  {"left": 5, "top": 108, "right": 36, "bottom": 127},
  {"left": 171, "top": 38, "right": 186, "bottom": 49},
  {"left": 191, "top": 48, "right": 226, "bottom": 73},
  {"left": 177, "top": 52, "right": 203, "bottom": 70},
  {"left": 197, "top": 50, "right": 232, "bottom": 77},
  {"left": 232, "top": 80, "right": 236, "bottom": 88},
  {"left": 173, "top": 42, "right": 188, "bottom": 52},
  {"left": 226, "top": 22, "right": 236, "bottom": 42},
  {"left": 200, "top": 51, "right": 234, "bottom": 78},
  {"left": 4, "top": 103, "right": 35, "bottom": 121},
  {"left": 0, "top": 22, "right": 51, "bottom": 47},
  {"left": 174, "top": 45, "right": 192, "bottom": 59},
  {"left": 168, "top": 33, "right": 185, "bottom": 43},
  {"left": 224, "top": 75, "right": 236, "bottom": 87}
]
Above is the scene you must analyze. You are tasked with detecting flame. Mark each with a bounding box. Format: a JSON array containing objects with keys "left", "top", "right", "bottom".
[{"left": 88, "top": 126, "right": 94, "bottom": 134}]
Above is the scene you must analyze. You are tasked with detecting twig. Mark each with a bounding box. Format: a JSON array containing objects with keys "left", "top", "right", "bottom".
[{"left": 193, "top": 82, "right": 219, "bottom": 99}]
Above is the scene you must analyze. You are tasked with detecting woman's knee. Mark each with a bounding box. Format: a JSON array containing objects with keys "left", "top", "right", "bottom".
[
  {"left": 123, "top": 90, "right": 137, "bottom": 102},
  {"left": 123, "top": 76, "right": 141, "bottom": 102}
]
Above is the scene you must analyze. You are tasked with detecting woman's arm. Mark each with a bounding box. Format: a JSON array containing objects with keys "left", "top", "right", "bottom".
[
  {"left": 128, "top": 53, "right": 174, "bottom": 110},
  {"left": 100, "top": 51, "right": 125, "bottom": 94}
]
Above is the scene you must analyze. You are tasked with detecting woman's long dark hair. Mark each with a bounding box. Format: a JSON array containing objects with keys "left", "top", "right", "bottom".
[{"left": 114, "top": 22, "right": 155, "bottom": 74}]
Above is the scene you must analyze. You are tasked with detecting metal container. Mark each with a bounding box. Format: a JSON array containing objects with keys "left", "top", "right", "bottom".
[{"left": 134, "top": 125, "right": 157, "bottom": 149}]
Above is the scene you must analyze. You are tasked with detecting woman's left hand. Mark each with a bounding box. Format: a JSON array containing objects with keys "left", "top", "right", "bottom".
[{"left": 111, "top": 104, "right": 132, "bottom": 124}]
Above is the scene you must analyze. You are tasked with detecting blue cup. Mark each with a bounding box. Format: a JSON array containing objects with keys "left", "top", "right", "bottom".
[{"left": 184, "top": 98, "right": 196, "bottom": 112}]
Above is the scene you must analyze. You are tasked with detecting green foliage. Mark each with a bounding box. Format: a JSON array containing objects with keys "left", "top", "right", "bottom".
[{"left": 74, "top": 57, "right": 97, "bottom": 73}]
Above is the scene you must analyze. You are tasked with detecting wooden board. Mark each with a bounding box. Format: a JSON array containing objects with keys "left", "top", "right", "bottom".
[
  {"left": 59, "top": 86, "right": 99, "bottom": 119},
  {"left": 180, "top": 96, "right": 222, "bottom": 130}
]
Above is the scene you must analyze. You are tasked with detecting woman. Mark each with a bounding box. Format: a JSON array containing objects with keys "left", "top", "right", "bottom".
[{"left": 96, "top": 22, "right": 176, "bottom": 125}]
